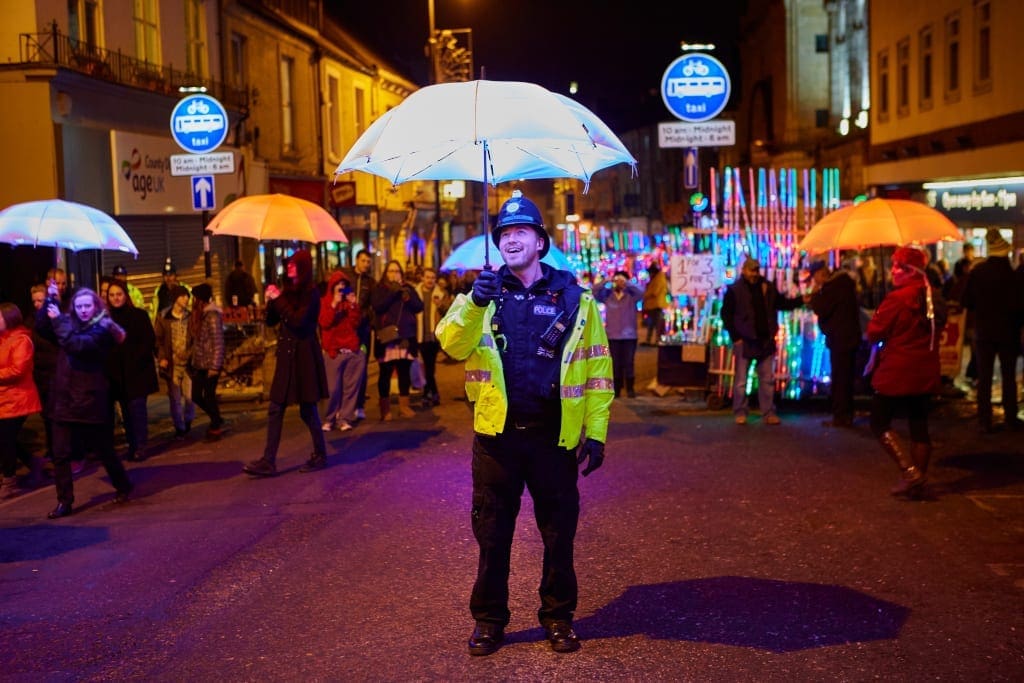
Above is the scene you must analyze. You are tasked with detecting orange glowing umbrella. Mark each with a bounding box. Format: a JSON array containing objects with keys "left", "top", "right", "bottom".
[
  {"left": 205, "top": 193, "right": 348, "bottom": 243},
  {"left": 798, "top": 198, "right": 962, "bottom": 255}
]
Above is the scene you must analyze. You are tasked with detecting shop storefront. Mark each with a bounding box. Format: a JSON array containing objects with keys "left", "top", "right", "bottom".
[{"left": 923, "top": 176, "right": 1024, "bottom": 260}]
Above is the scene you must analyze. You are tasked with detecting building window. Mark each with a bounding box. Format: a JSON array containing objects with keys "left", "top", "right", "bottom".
[
  {"left": 184, "top": 0, "right": 207, "bottom": 78},
  {"left": 280, "top": 55, "right": 295, "bottom": 153},
  {"left": 68, "top": 0, "right": 104, "bottom": 53},
  {"left": 974, "top": 0, "right": 992, "bottom": 93},
  {"left": 945, "top": 11, "right": 961, "bottom": 102},
  {"left": 815, "top": 108, "right": 829, "bottom": 128},
  {"left": 815, "top": 34, "right": 829, "bottom": 53},
  {"left": 896, "top": 38, "right": 910, "bottom": 117},
  {"left": 354, "top": 87, "right": 366, "bottom": 137},
  {"left": 919, "top": 25, "right": 934, "bottom": 111},
  {"left": 877, "top": 49, "right": 889, "bottom": 122},
  {"left": 228, "top": 32, "right": 247, "bottom": 91},
  {"left": 326, "top": 74, "right": 341, "bottom": 161},
  {"left": 133, "top": 0, "right": 161, "bottom": 65}
]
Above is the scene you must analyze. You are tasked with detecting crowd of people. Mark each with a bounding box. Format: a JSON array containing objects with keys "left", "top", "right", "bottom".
[{"left": 0, "top": 250, "right": 467, "bottom": 512}]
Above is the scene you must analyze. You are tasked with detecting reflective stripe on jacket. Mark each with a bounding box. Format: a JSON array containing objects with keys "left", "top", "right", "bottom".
[{"left": 436, "top": 290, "right": 613, "bottom": 449}]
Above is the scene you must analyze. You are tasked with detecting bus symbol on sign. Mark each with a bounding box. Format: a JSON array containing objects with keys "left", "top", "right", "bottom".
[
  {"left": 170, "top": 94, "right": 228, "bottom": 154},
  {"left": 661, "top": 53, "right": 731, "bottom": 123}
]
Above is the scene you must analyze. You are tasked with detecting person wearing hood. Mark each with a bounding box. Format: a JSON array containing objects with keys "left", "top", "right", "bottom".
[
  {"left": 867, "top": 246, "right": 948, "bottom": 498},
  {"left": 319, "top": 270, "right": 364, "bottom": 432},
  {"left": 0, "top": 302, "right": 43, "bottom": 498},
  {"left": 805, "top": 259, "right": 862, "bottom": 428},
  {"left": 35, "top": 284, "right": 132, "bottom": 519},
  {"left": 961, "top": 228, "right": 1023, "bottom": 433},
  {"left": 436, "top": 190, "right": 613, "bottom": 657},
  {"left": 188, "top": 283, "right": 226, "bottom": 439},
  {"left": 106, "top": 280, "right": 160, "bottom": 461},
  {"left": 244, "top": 249, "right": 329, "bottom": 476}
]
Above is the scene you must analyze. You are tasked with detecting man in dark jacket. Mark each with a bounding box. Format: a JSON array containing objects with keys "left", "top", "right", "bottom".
[
  {"left": 721, "top": 257, "right": 804, "bottom": 425},
  {"left": 962, "top": 229, "right": 1023, "bottom": 432},
  {"left": 345, "top": 249, "right": 375, "bottom": 420},
  {"left": 807, "top": 260, "right": 862, "bottom": 428}
]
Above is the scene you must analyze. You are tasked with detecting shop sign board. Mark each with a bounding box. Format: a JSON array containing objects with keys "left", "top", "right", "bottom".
[
  {"left": 661, "top": 53, "right": 731, "bottom": 123},
  {"left": 110, "top": 130, "right": 240, "bottom": 215},
  {"left": 670, "top": 254, "right": 725, "bottom": 296},
  {"left": 924, "top": 180, "right": 1024, "bottom": 224}
]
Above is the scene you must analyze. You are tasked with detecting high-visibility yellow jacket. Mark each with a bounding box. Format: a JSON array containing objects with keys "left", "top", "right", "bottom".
[{"left": 436, "top": 289, "right": 613, "bottom": 449}]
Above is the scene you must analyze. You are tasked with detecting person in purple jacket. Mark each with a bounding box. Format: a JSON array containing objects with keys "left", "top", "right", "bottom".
[{"left": 593, "top": 270, "right": 644, "bottom": 398}]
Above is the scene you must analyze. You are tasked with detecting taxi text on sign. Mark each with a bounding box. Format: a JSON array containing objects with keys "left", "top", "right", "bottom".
[
  {"left": 170, "top": 94, "right": 229, "bottom": 154},
  {"left": 661, "top": 53, "right": 732, "bottom": 123}
]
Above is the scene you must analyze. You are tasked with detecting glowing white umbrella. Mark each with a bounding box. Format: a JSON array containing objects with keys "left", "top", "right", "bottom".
[{"left": 0, "top": 199, "right": 138, "bottom": 254}]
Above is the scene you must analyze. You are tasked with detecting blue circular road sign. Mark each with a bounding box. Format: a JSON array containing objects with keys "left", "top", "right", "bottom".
[
  {"left": 661, "top": 53, "right": 731, "bottom": 123},
  {"left": 170, "top": 94, "right": 228, "bottom": 154}
]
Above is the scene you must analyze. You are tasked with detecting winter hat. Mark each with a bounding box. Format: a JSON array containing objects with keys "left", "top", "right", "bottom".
[
  {"left": 985, "top": 228, "right": 1011, "bottom": 257},
  {"left": 191, "top": 283, "right": 213, "bottom": 303},
  {"left": 892, "top": 246, "right": 928, "bottom": 272}
]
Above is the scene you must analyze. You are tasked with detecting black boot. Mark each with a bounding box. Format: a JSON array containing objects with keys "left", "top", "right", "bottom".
[
  {"left": 299, "top": 453, "right": 327, "bottom": 473},
  {"left": 626, "top": 377, "right": 636, "bottom": 398},
  {"left": 613, "top": 378, "right": 622, "bottom": 398},
  {"left": 243, "top": 457, "right": 277, "bottom": 477}
]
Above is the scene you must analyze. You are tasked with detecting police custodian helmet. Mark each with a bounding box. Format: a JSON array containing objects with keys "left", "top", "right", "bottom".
[{"left": 491, "top": 189, "right": 549, "bottom": 258}]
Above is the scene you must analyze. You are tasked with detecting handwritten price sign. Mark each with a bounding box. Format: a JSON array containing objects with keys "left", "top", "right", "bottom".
[{"left": 670, "top": 254, "right": 725, "bottom": 296}]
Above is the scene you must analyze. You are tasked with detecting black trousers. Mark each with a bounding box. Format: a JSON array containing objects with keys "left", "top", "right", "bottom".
[
  {"left": 609, "top": 339, "right": 638, "bottom": 389},
  {"left": 470, "top": 422, "right": 579, "bottom": 627},
  {"left": 52, "top": 420, "right": 131, "bottom": 505},
  {"left": 973, "top": 338, "right": 1020, "bottom": 426},
  {"left": 829, "top": 347, "right": 857, "bottom": 422},
  {"left": 420, "top": 340, "right": 441, "bottom": 398},
  {"left": 870, "top": 393, "right": 932, "bottom": 443},
  {"left": 191, "top": 369, "right": 223, "bottom": 429}
]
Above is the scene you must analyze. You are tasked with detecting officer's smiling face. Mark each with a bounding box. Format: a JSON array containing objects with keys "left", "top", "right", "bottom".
[{"left": 498, "top": 225, "right": 542, "bottom": 269}]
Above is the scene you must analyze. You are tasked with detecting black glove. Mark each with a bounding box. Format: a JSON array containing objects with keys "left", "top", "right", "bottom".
[
  {"left": 471, "top": 269, "right": 500, "bottom": 307},
  {"left": 576, "top": 438, "right": 605, "bottom": 477}
]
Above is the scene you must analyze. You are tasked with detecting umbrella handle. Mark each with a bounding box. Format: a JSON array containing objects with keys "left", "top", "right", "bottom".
[{"left": 482, "top": 139, "right": 490, "bottom": 269}]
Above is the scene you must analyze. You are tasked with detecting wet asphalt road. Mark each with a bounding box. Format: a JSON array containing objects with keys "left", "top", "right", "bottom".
[{"left": 1, "top": 346, "right": 1023, "bottom": 681}]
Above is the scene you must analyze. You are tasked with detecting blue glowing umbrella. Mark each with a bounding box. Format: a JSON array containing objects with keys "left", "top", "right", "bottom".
[{"left": 441, "top": 234, "right": 573, "bottom": 272}]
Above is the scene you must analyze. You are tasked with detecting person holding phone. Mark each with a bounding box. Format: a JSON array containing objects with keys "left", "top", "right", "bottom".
[{"left": 35, "top": 282, "right": 132, "bottom": 518}]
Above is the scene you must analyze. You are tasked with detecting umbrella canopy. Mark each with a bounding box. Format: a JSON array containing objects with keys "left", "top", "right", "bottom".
[
  {"left": 333, "top": 79, "right": 637, "bottom": 188},
  {"left": 798, "top": 198, "right": 962, "bottom": 255},
  {"left": 0, "top": 199, "right": 138, "bottom": 254},
  {"left": 441, "top": 234, "right": 573, "bottom": 272},
  {"left": 206, "top": 193, "right": 348, "bottom": 243}
]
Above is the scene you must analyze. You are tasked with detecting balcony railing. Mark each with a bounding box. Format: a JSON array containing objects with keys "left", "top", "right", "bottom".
[{"left": 17, "top": 22, "right": 247, "bottom": 109}]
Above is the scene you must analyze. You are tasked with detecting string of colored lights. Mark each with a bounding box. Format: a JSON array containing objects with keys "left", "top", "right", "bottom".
[{"left": 560, "top": 166, "right": 843, "bottom": 400}]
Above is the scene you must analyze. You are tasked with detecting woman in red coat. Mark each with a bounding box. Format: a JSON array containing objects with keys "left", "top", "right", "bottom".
[
  {"left": 0, "top": 302, "right": 42, "bottom": 498},
  {"left": 867, "top": 246, "right": 947, "bottom": 497}
]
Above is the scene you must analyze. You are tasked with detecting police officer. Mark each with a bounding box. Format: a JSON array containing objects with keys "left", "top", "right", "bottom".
[{"left": 436, "top": 190, "right": 613, "bottom": 657}]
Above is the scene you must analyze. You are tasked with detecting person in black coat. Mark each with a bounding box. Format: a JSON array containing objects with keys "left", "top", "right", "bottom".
[
  {"left": 36, "top": 285, "right": 132, "bottom": 519},
  {"left": 962, "top": 229, "right": 1023, "bottom": 432},
  {"left": 244, "top": 249, "right": 329, "bottom": 477},
  {"left": 106, "top": 280, "right": 160, "bottom": 461},
  {"left": 806, "top": 260, "right": 863, "bottom": 428},
  {"left": 371, "top": 259, "right": 423, "bottom": 421}
]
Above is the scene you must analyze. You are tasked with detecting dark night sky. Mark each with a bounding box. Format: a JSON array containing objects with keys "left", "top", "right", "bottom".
[{"left": 329, "top": 0, "right": 742, "bottom": 132}]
